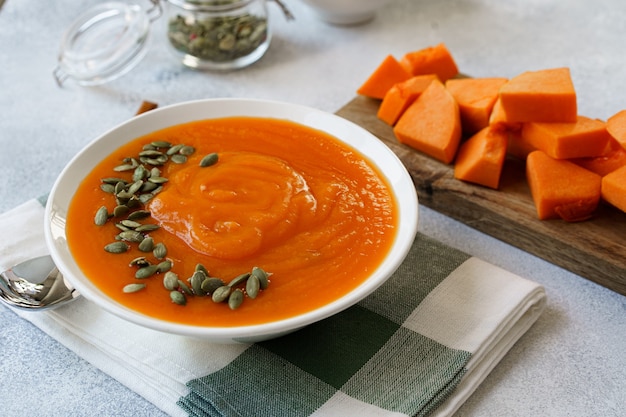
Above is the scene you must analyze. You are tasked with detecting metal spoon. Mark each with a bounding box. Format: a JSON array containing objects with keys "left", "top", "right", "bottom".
[{"left": 0, "top": 255, "right": 79, "bottom": 310}]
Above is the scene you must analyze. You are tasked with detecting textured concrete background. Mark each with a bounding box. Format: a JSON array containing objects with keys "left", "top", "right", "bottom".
[{"left": 1, "top": 0, "right": 625, "bottom": 416}]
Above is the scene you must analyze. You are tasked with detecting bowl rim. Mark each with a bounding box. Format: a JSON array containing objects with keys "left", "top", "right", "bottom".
[{"left": 44, "top": 98, "right": 418, "bottom": 342}]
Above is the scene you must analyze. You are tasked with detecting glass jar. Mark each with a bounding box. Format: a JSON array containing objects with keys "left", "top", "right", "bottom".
[{"left": 164, "top": 0, "right": 271, "bottom": 70}]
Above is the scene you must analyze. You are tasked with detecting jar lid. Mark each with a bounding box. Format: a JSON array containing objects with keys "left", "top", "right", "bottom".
[{"left": 53, "top": 1, "right": 162, "bottom": 86}]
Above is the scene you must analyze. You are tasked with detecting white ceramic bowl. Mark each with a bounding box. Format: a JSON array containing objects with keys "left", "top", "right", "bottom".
[
  {"left": 299, "top": 0, "right": 393, "bottom": 25},
  {"left": 45, "top": 98, "right": 418, "bottom": 343}
]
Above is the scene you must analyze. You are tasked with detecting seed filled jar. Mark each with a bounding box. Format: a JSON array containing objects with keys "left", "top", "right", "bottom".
[{"left": 164, "top": 0, "right": 271, "bottom": 70}]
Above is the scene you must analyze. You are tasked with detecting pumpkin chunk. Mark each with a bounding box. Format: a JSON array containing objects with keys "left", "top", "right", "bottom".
[
  {"left": 454, "top": 126, "right": 508, "bottom": 189},
  {"left": 526, "top": 150, "right": 601, "bottom": 221},
  {"left": 377, "top": 75, "right": 437, "bottom": 126},
  {"left": 357, "top": 55, "right": 412, "bottom": 100}
]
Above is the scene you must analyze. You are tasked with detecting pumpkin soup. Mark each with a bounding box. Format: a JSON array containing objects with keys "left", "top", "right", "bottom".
[{"left": 66, "top": 117, "right": 398, "bottom": 327}]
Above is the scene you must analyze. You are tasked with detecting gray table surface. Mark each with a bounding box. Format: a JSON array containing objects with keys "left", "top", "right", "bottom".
[{"left": 1, "top": 0, "right": 625, "bottom": 416}]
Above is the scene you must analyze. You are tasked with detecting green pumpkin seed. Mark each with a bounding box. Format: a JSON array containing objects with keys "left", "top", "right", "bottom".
[
  {"left": 136, "top": 264, "right": 159, "bottom": 279},
  {"left": 113, "top": 205, "right": 130, "bottom": 217},
  {"left": 212, "top": 285, "right": 231, "bottom": 303},
  {"left": 140, "top": 181, "right": 158, "bottom": 192},
  {"left": 94, "top": 206, "right": 109, "bottom": 226},
  {"left": 133, "top": 165, "right": 149, "bottom": 181},
  {"left": 113, "top": 163, "right": 136, "bottom": 172},
  {"left": 138, "top": 193, "right": 155, "bottom": 204},
  {"left": 129, "top": 257, "right": 150, "bottom": 267},
  {"left": 135, "top": 223, "right": 160, "bottom": 232},
  {"left": 163, "top": 271, "right": 179, "bottom": 290},
  {"left": 170, "top": 154, "right": 187, "bottom": 164},
  {"left": 170, "top": 290, "right": 186, "bottom": 305},
  {"left": 195, "top": 263, "right": 209, "bottom": 275},
  {"left": 179, "top": 145, "right": 196, "bottom": 156},
  {"left": 138, "top": 237, "right": 154, "bottom": 252},
  {"left": 123, "top": 283, "right": 146, "bottom": 293},
  {"left": 127, "top": 180, "right": 144, "bottom": 195},
  {"left": 127, "top": 210, "right": 151, "bottom": 221},
  {"left": 126, "top": 195, "right": 141, "bottom": 208},
  {"left": 153, "top": 242, "right": 167, "bottom": 259},
  {"left": 199, "top": 153, "right": 219, "bottom": 167},
  {"left": 143, "top": 143, "right": 156, "bottom": 151},
  {"left": 167, "top": 144, "right": 184, "bottom": 155},
  {"left": 228, "top": 272, "right": 250, "bottom": 288},
  {"left": 100, "top": 183, "right": 115, "bottom": 193},
  {"left": 190, "top": 271, "right": 207, "bottom": 295},
  {"left": 246, "top": 274, "right": 260, "bottom": 299},
  {"left": 201, "top": 277, "right": 225, "bottom": 294},
  {"left": 157, "top": 260, "right": 172, "bottom": 273},
  {"left": 148, "top": 176, "right": 168, "bottom": 184},
  {"left": 177, "top": 279, "right": 193, "bottom": 295},
  {"left": 139, "top": 149, "right": 165, "bottom": 158},
  {"left": 118, "top": 230, "right": 144, "bottom": 243},
  {"left": 104, "top": 241, "right": 130, "bottom": 254},
  {"left": 251, "top": 266, "right": 269, "bottom": 289},
  {"left": 120, "top": 219, "right": 141, "bottom": 229},
  {"left": 101, "top": 177, "right": 127, "bottom": 185},
  {"left": 228, "top": 289, "right": 244, "bottom": 310},
  {"left": 151, "top": 140, "right": 172, "bottom": 148},
  {"left": 115, "top": 223, "right": 131, "bottom": 232}
]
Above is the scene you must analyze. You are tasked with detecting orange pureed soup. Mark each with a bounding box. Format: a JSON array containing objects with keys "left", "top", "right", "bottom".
[{"left": 66, "top": 117, "right": 398, "bottom": 326}]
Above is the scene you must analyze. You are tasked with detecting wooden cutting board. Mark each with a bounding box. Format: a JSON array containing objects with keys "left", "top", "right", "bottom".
[{"left": 336, "top": 95, "right": 626, "bottom": 297}]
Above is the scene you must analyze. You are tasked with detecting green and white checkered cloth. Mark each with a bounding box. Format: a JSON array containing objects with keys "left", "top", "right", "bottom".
[{"left": 1, "top": 199, "right": 546, "bottom": 417}]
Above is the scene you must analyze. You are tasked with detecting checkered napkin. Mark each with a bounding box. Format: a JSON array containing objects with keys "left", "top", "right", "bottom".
[{"left": 0, "top": 198, "right": 546, "bottom": 417}]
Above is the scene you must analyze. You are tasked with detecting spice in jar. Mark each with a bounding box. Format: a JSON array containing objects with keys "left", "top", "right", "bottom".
[{"left": 166, "top": 1, "right": 269, "bottom": 66}]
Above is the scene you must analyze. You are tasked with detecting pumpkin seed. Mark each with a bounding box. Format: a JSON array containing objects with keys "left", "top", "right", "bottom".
[
  {"left": 195, "top": 263, "right": 209, "bottom": 276},
  {"left": 129, "top": 257, "right": 150, "bottom": 267},
  {"left": 102, "top": 177, "right": 127, "bottom": 185},
  {"left": 127, "top": 180, "right": 144, "bottom": 195},
  {"left": 139, "top": 149, "right": 165, "bottom": 158},
  {"left": 135, "top": 223, "right": 160, "bottom": 232},
  {"left": 228, "top": 272, "right": 250, "bottom": 288},
  {"left": 167, "top": 144, "right": 184, "bottom": 155},
  {"left": 126, "top": 195, "right": 141, "bottom": 208},
  {"left": 170, "top": 290, "right": 186, "bottom": 305},
  {"left": 212, "top": 285, "right": 231, "bottom": 303},
  {"left": 114, "top": 223, "right": 131, "bottom": 232},
  {"left": 120, "top": 219, "right": 142, "bottom": 229},
  {"left": 151, "top": 140, "right": 172, "bottom": 148},
  {"left": 100, "top": 183, "right": 115, "bottom": 193},
  {"left": 177, "top": 279, "right": 193, "bottom": 295},
  {"left": 163, "top": 271, "right": 179, "bottom": 290},
  {"left": 138, "top": 237, "right": 154, "bottom": 252},
  {"left": 94, "top": 206, "right": 109, "bottom": 226},
  {"left": 246, "top": 274, "right": 260, "bottom": 299},
  {"left": 123, "top": 283, "right": 146, "bottom": 293},
  {"left": 157, "top": 260, "right": 173, "bottom": 273},
  {"left": 148, "top": 176, "right": 168, "bottom": 184},
  {"left": 136, "top": 264, "right": 159, "bottom": 279},
  {"left": 138, "top": 193, "right": 155, "bottom": 204},
  {"left": 127, "top": 210, "right": 151, "bottom": 221},
  {"left": 170, "top": 154, "right": 187, "bottom": 164},
  {"left": 104, "top": 241, "right": 130, "bottom": 253},
  {"left": 143, "top": 143, "right": 156, "bottom": 151},
  {"left": 113, "top": 163, "right": 136, "bottom": 172},
  {"left": 140, "top": 181, "right": 159, "bottom": 192},
  {"left": 228, "top": 289, "right": 244, "bottom": 310},
  {"left": 251, "top": 266, "right": 269, "bottom": 289},
  {"left": 179, "top": 145, "right": 196, "bottom": 156},
  {"left": 113, "top": 205, "right": 130, "bottom": 217},
  {"left": 199, "top": 153, "right": 219, "bottom": 167},
  {"left": 201, "top": 277, "right": 225, "bottom": 294},
  {"left": 153, "top": 242, "right": 168, "bottom": 259},
  {"left": 190, "top": 271, "right": 207, "bottom": 295},
  {"left": 118, "top": 230, "right": 144, "bottom": 243},
  {"left": 133, "top": 165, "right": 149, "bottom": 181}
]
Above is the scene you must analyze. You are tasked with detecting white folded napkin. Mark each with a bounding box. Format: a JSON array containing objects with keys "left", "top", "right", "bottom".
[{"left": 0, "top": 199, "right": 546, "bottom": 417}]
